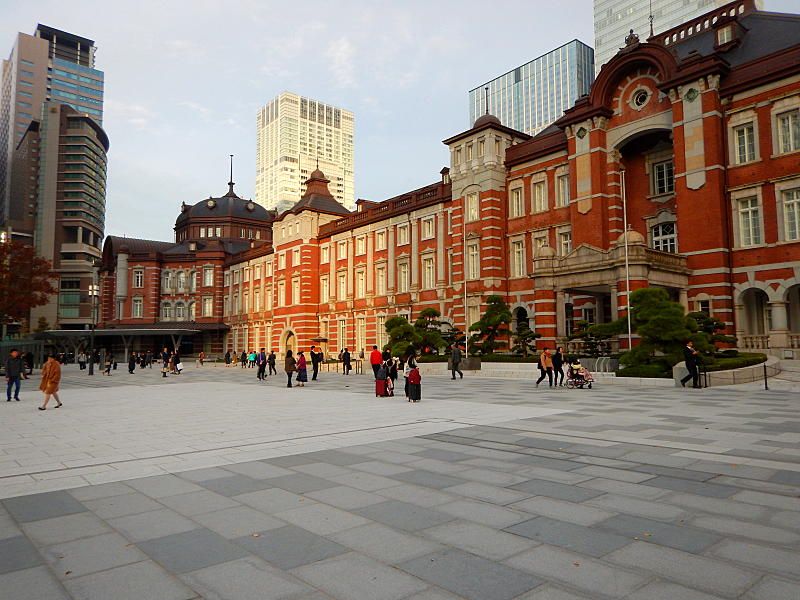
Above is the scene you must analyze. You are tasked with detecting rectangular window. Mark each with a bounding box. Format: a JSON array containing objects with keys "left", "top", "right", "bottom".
[
  {"left": 254, "top": 289, "right": 260, "bottom": 312},
  {"left": 717, "top": 24, "right": 733, "bottom": 45},
  {"left": 277, "top": 282, "right": 285, "bottom": 307},
  {"left": 203, "top": 267, "right": 214, "bottom": 287},
  {"left": 216, "top": 226, "right": 222, "bottom": 237},
  {"left": 243, "top": 293, "right": 249, "bottom": 313},
  {"left": 321, "top": 246, "right": 330, "bottom": 263},
  {"left": 199, "top": 227, "right": 206, "bottom": 238},
  {"left": 734, "top": 123, "right": 755, "bottom": 164},
  {"left": 397, "top": 224, "right": 409, "bottom": 245},
  {"left": 132, "top": 298, "right": 143, "bottom": 318},
  {"left": 652, "top": 160, "right": 675, "bottom": 195},
  {"left": 356, "top": 236, "right": 366, "bottom": 255},
  {"left": 533, "top": 181, "right": 547, "bottom": 212},
  {"left": 376, "top": 266, "right": 386, "bottom": 295},
  {"left": 398, "top": 263, "right": 409, "bottom": 292},
  {"left": 376, "top": 315, "right": 386, "bottom": 348},
  {"left": 422, "top": 257, "right": 435, "bottom": 289},
  {"left": 266, "top": 286, "right": 273, "bottom": 310},
  {"left": 355, "top": 270, "right": 365, "bottom": 298},
  {"left": 321, "top": 277, "right": 329, "bottom": 301},
  {"left": 467, "top": 242, "right": 480, "bottom": 279},
  {"left": 375, "top": 230, "right": 386, "bottom": 250},
  {"left": 698, "top": 300, "right": 711, "bottom": 316},
  {"left": 738, "top": 196, "right": 762, "bottom": 246},
  {"left": 454, "top": 147, "right": 462, "bottom": 164},
  {"left": 278, "top": 254, "right": 286, "bottom": 269},
  {"left": 783, "top": 188, "right": 800, "bottom": 241},
  {"left": 558, "top": 230, "right": 573, "bottom": 256},
  {"left": 203, "top": 296, "right": 213, "bottom": 317},
  {"left": 338, "top": 240, "right": 347, "bottom": 259},
  {"left": 292, "top": 248, "right": 300, "bottom": 265},
  {"left": 133, "top": 270, "right": 144, "bottom": 288},
  {"left": 509, "top": 188, "right": 523, "bottom": 218},
  {"left": 651, "top": 223, "right": 677, "bottom": 252},
  {"left": 467, "top": 305, "right": 480, "bottom": 330},
  {"left": 292, "top": 279, "right": 300, "bottom": 305},
  {"left": 477, "top": 139, "right": 485, "bottom": 157},
  {"left": 466, "top": 144, "right": 473, "bottom": 161},
  {"left": 778, "top": 109, "right": 800, "bottom": 154},
  {"left": 338, "top": 320, "right": 347, "bottom": 348},
  {"left": 466, "top": 192, "right": 479, "bottom": 222},
  {"left": 511, "top": 240, "right": 525, "bottom": 277},
  {"left": 556, "top": 174, "right": 570, "bottom": 207},
  {"left": 421, "top": 217, "right": 434, "bottom": 240},
  {"left": 338, "top": 272, "right": 347, "bottom": 298}
]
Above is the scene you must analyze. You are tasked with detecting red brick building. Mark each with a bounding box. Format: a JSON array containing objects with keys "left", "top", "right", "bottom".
[{"left": 101, "top": 1, "right": 800, "bottom": 359}]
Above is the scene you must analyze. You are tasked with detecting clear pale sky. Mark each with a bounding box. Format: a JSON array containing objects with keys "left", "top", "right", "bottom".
[{"left": 1, "top": 0, "right": 796, "bottom": 241}]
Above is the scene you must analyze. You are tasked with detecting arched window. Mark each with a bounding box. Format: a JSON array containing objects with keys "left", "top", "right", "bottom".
[
  {"left": 177, "top": 271, "right": 186, "bottom": 291},
  {"left": 651, "top": 223, "right": 677, "bottom": 253},
  {"left": 189, "top": 271, "right": 197, "bottom": 292},
  {"left": 188, "top": 302, "right": 196, "bottom": 320},
  {"left": 161, "top": 302, "right": 173, "bottom": 320},
  {"left": 162, "top": 271, "right": 174, "bottom": 291},
  {"left": 175, "top": 302, "right": 186, "bottom": 320}
]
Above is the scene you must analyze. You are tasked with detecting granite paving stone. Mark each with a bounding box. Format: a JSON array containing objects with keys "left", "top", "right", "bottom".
[
  {"left": 629, "top": 464, "right": 717, "bottom": 481},
  {"left": 107, "top": 508, "right": 198, "bottom": 543},
  {"left": 296, "top": 450, "right": 375, "bottom": 466},
  {"left": 505, "top": 544, "right": 648, "bottom": 598},
  {"left": 180, "top": 556, "right": 311, "bottom": 600},
  {"left": 20, "top": 512, "right": 111, "bottom": 547},
  {"left": 291, "top": 462, "right": 355, "bottom": 478},
  {"left": 769, "top": 510, "right": 800, "bottom": 531},
  {"left": 514, "top": 466, "right": 594, "bottom": 485},
  {"left": 436, "top": 499, "right": 530, "bottom": 528},
  {"left": 709, "top": 539, "right": 800, "bottom": 578},
  {"left": 577, "top": 478, "right": 671, "bottom": 500},
  {"left": 273, "top": 503, "right": 370, "bottom": 535},
  {"left": 606, "top": 541, "right": 760, "bottom": 597},
  {"left": 62, "top": 560, "right": 197, "bottom": 600},
  {"left": 0, "top": 566, "right": 71, "bottom": 600},
  {"left": 405, "top": 458, "right": 472, "bottom": 475},
  {"left": 733, "top": 489, "right": 800, "bottom": 511},
  {"left": 504, "top": 516, "right": 632, "bottom": 557},
  {"left": 742, "top": 576, "right": 800, "bottom": 600},
  {"left": 175, "top": 466, "right": 235, "bottom": 482},
  {"left": 3, "top": 490, "right": 87, "bottom": 523},
  {"left": 124, "top": 474, "right": 204, "bottom": 498},
  {"left": 509, "top": 478, "right": 605, "bottom": 503},
  {"left": 443, "top": 481, "right": 531, "bottom": 505},
  {"left": 137, "top": 527, "right": 248, "bottom": 573},
  {"left": 390, "top": 469, "right": 469, "bottom": 489},
  {"left": 689, "top": 515, "right": 800, "bottom": 544},
  {"left": 158, "top": 489, "right": 241, "bottom": 516},
  {"left": 0, "top": 512, "right": 21, "bottom": 540},
  {"left": 195, "top": 474, "right": 275, "bottom": 497},
  {"left": 291, "top": 552, "right": 428, "bottom": 600},
  {"left": 570, "top": 465, "right": 656, "bottom": 483},
  {"left": 584, "top": 493, "right": 688, "bottom": 521},
  {"left": 190, "top": 505, "right": 286, "bottom": 538},
  {"left": 329, "top": 522, "right": 442, "bottom": 564},
  {"left": 68, "top": 482, "right": 134, "bottom": 502},
  {"left": 234, "top": 488, "right": 316, "bottom": 513},
  {"left": 42, "top": 532, "right": 147, "bottom": 579},
  {"left": 348, "top": 461, "right": 413, "bottom": 476},
  {"left": 329, "top": 471, "right": 403, "bottom": 491},
  {"left": 250, "top": 473, "right": 339, "bottom": 494},
  {"left": 516, "top": 586, "right": 593, "bottom": 600},
  {"left": 624, "top": 581, "right": 727, "bottom": 600},
  {"left": 399, "top": 548, "right": 543, "bottom": 600},
  {"left": 355, "top": 500, "right": 455, "bottom": 532},
  {"left": 223, "top": 461, "right": 296, "bottom": 479},
  {"left": 374, "top": 483, "right": 455, "bottom": 507},
  {"left": 81, "top": 492, "right": 163, "bottom": 519},
  {"left": 234, "top": 524, "right": 347, "bottom": 570},
  {"left": 303, "top": 485, "right": 387, "bottom": 509},
  {"left": 593, "top": 514, "right": 720, "bottom": 553},
  {"left": 510, "top": 496, "right": 616, "bottom": 526},
  {"left": 770, "top": 469, "right": 800, "bottom": 486},
  {"left": 422, "top": 520, "right": 536, "bottom": 560},
  {"left": 663, "top": 492, "right": 770, "bottom": 520},
  {"left": 644, "top": 476, "right": 739, "bottom": 498},
  {"left": 416, "top": 449, "right": 475, "bottom": 462},
  {"left": 0, "top": 535, "right": 43, "bottom": 574}
]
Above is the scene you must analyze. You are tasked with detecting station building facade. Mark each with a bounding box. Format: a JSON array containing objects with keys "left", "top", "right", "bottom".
[{"left": 101, "top": 0, "right": 800, "bottom": 359}]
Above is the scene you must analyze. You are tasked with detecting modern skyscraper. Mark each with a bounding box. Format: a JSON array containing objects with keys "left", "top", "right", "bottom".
[
  {"left": 593, "top": 0, "right": 763, "bottom": 72},
  {"left": 468, "top": 40, "right": 595, "bottom": 136},
  {"left": 256, "top": 92, "right": 354, "bottom": 212},
  {"left": 1, "top": 24, "right": 104, "bottom": 241},
  {"left": 30, "top": 103, "right": 109, "bottom": 330}
]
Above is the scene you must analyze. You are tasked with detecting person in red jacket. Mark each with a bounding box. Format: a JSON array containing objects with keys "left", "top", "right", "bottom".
[{"left": 369, "top": 345, "right": 383, "bottom": 379}]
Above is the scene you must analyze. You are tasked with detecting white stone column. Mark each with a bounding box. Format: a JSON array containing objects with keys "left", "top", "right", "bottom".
[
  {"left": 769, "top": 301, "right": 789, "bottom": 348},
  {"left": 556, "top": 290, "right": 566, "bottom": 337},
  {"left": 679, "top": 289, "right": 689, "bottom": 312}
]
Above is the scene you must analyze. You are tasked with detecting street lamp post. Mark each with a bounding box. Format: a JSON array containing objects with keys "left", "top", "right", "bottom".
[
  {"left": 619, "top": 167, "right": 633, "bottom": 351},
  {"left": 88, "top": 262, "right": 99, "bottom": 375}
]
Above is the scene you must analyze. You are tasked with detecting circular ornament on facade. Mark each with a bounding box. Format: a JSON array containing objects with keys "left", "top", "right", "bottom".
[
  {"left": 207, "top": 199, "right": 216, "bottom": 209},
  {"left": 576, "top": 127, "right": 588, "bottom": 139},
  {"left": 684, "top": 88, "right": 699, "bottom": 102},
  {"left": 246, "top": 201, "right": 255, "bottom": 211},
  {"left": 633, "top": 89, "right": 649, "bottom": 108}
]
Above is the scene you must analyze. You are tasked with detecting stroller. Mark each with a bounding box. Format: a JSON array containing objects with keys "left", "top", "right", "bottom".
[{"left": 566, "top": 361, "right": 594, "bottom": 389}]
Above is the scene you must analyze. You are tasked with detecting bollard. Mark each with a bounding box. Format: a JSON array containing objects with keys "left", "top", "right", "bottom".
[{"left": 763, "top": 363, "right": 769, "bottom": 391}]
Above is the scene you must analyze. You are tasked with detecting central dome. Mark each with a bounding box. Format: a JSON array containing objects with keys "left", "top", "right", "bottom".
[{"left": 473, "top": 113, "right": 501, "bottom": 128}]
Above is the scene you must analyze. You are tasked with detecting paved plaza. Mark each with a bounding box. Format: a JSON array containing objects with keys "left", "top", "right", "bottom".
[{"left": 1, "top": 366, "right": 799, "bottom": 599}]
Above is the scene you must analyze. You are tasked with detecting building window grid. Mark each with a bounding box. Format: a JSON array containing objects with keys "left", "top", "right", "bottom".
[
  {"left": 509, "top": 188, "right": 523, "bottom": 218},
  {"left": 533, "top": 181, "right": 547, "bottom": 213},
  {"left": 777, "top": 109, "right": 800, "bottom": 154},
  {"left": 421, "top": 218, "right": 434, "bottom": 240},
  {"left": 397, "top": 225, "right": 409, "bottom": 245},
  {"left": 556, "top": 174, "right": 570, "bottom": 207},
  {"left": 738, "top": 197, "right": 762, "bottom": 247},
  {"left": 422, "top": 257, "right": 435, "bottom": 289},
  {"left": 734, "top": 123, "right": 756, "bottom": 164},
  {"left": 558, "top": 229, "right": 572, "bottom": 256},
  {"left": 398, "top": 263, "right": 409, "bottom": 292},
  {"left": 652, "top": 160, "right": 675, "bottom": 195},
  {"left": 511, "top": 240, "right": 525, "bottom": 278},
  {"left": 783, "top": 189, "right": 800, "bottom": 241},
  {"left": 133, "top": 270, "right": 144, "bottom": 288},
  {"left": 467, "top": 243, "right": 480, "bottom": 280},
  {"left": 132, "top": 298, "right": 143, "bottom": 318},
  {"left": 466, "top": 192, "right": 479, "bottom": 222},
  {"left": 355, "top": 271, "right": 366, "bottom": 298},
  {"left": 651, "top": 223, "right": 678, "bottom": 253},
  {"left": 376, "top": 266, "right": 386, "bottom": 295}
]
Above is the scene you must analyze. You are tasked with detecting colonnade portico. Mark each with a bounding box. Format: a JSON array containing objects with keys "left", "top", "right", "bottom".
[{"left": 736, "top": 282, "right": 800, "bottom": 353}]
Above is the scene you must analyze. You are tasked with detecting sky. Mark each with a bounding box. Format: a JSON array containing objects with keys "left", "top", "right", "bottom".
[{"left": 1, "top": 0, "right": 797, "bottom": 241}]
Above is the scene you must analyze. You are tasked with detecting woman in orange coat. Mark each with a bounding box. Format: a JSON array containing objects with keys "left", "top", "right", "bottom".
[{"left": 38, "top": 354, "right": 62, "bottom": 410}]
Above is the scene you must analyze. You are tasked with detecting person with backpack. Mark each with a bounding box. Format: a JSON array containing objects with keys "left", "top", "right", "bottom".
[
  {"left": 375, "top": 361, "right": 389, "bottom": 397},
  {"left": 536, "top": 348, "right": 554, "bottom": 388},
  {"left": 408, "top": 361, "right": 422, "bottom": 402}
]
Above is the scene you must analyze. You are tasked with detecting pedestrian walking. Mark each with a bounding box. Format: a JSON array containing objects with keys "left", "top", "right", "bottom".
[
  {"left": 77, "top": 351, "right": 87, "bottom": 371},
  {"left": 173, "top": 351, "right": 183, "bottom": 374},
  {"left": 145, "top": 350, "right": 153, "bottom": 368},
  {"left": 552, "top": 346, "right": 565, "bottom": 387},
  {"left": 296, "top": 351, "right": 308, "bottom": 387},
  {"left": 128, "top": 352, "right": 137, "bottom": 374},
  {"left": 256, "top": 348, "right": 267, "bottom": 380},
  {"left": 536, "top": 348, "right": 554, "bottom": 388},
  {"left": 38, "top": 354, "right": 62, "bottom": 410},
  {"left": 680, "top": 340, "right": 701, "bottom": 389},
  {"left": 103, "top": 351, "right": 114, "bottom": 376},
  {"left": 450, "top": 343, "right": 464, "bottom": 380},
  {"left": 198, "top": 351, "right": 206, "bottom": 367},
  {"left": 268, "top": 350, "right": 277, "bottom": 376},
  {"left": 248, "top": 350, "right": 256, "bottom": 368},
  {"left": 224, "top": 350, "right": 231, "bottom": 366},
  {"left": 342, "top": 348, "right": 351, "bottom": 375},
  {"left": 240, "top": 350, "right": 247, "bottom": 368},
  {"left": 369, "top": 345, "right": 383, "bottom": 379},
  {"left": 310, "top": 345, "right": 323, "bottom": 381},
  {"left": 5, "top": 348, "right": 24, "bottom": 402},
  {"left": 161, "top": 347, "right": 170, "bottom": 378},
  {"left": 284, "top": 350, "right": 297, "bottom": 388},
  {"left": 408, "top": 362, "right": 422, "bottom": 402}
]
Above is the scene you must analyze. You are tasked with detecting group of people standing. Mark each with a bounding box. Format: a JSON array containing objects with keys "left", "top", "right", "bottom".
[
  {"left": 536, "top": 346, "right": 566, "bottom": 388},
  {"left": 369, "top": 346, "right": 422, "bottom": 402},
  {"left": 4, "top": 349, "right": 62, "bottom": 410},
  {"left": 283, "top": 346, "right": 324, "bottom": 388}
]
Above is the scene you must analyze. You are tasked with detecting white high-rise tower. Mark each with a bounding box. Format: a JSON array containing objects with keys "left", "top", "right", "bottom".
[{"left": 256, "top": 92, "right": 354, "bottom": 212}]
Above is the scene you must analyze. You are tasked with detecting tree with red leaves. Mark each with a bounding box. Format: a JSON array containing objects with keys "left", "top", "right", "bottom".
[{"left": 0, "top": 240, "right": 58, "bottom": 327}]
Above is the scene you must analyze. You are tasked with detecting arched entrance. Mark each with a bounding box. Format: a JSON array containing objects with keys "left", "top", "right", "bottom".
[
  {"left": 740, "top": 288, "right": 769, "bottom": 335},
  {"left": 787, "top": 285, "right": 800, "bottom": 333},
  {"left": 512, "top": 307, "right": 529, "bottom": 332},
  {"left": 282, "top": 330, "right": 296, "bottom": 355}
]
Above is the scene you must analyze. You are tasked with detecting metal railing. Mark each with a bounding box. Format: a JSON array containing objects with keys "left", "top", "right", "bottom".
[{"left": 700, "top": 361, "right": 779, "bottom": 390}]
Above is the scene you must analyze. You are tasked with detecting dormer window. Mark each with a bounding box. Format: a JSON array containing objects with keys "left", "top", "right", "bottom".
[{"left": 717, "top": 24, "right": 733, "bottom": 45}]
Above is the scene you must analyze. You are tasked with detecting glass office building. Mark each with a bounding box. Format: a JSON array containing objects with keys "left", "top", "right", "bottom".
[{"left": 468, "top": 39, "right": 595, "bottom": 136}]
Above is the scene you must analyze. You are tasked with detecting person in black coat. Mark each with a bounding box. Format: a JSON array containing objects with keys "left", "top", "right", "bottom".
[
  {"left": 680, "top": 340, "right": 701, "bottom": 388},
  {"left": 342, "top": 348, "right": 351, "bottom": 375},
  {"left": 552, "top": 346, "right": 565, "bottom": 387},
  {"left": 310, "top": 345, "right": 323, "bottom": 381}
]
